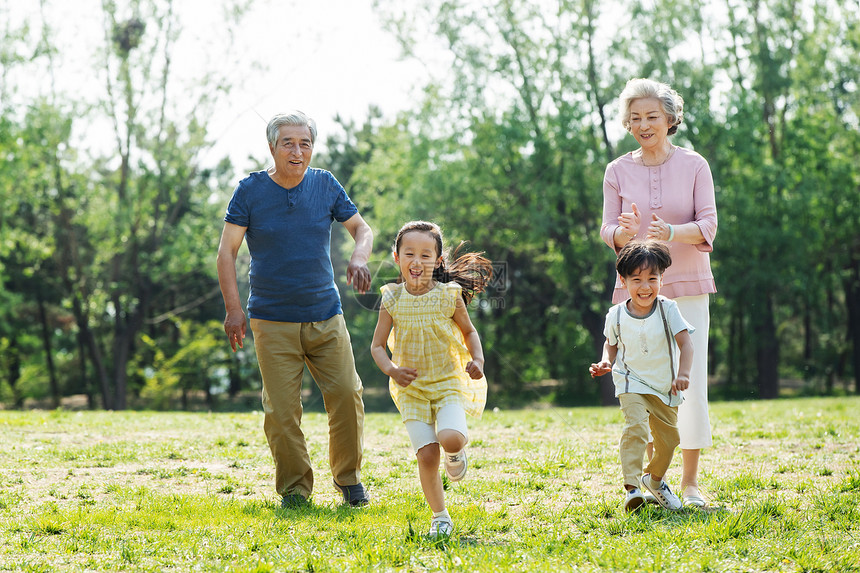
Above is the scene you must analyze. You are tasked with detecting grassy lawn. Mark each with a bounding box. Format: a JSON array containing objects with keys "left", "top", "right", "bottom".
[{"left": 0, "top": 396, "right": 858, "bottom": 572}]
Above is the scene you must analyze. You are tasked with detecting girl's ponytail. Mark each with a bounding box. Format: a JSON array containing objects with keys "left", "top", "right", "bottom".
[{"left": 434, "top": 242, "right": 493, "bottom": 304}]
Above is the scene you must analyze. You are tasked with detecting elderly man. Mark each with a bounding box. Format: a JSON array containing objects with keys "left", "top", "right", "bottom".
[{"left": 216, "top": 111, "right": 373, "bottom": 507}]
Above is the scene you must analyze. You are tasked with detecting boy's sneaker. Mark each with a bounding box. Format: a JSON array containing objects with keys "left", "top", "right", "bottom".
[
  {"left": 624, "top": 487, "right": 646, "bottom": 512},
  {"left": 444, "top": 450, "right": 467, "bottom": 482},
  {"left": 428, "top": 515, "right": 454, "bottom": 537},
  {"left": 641, "top": 473, "right": 682, "bottom": 510}
]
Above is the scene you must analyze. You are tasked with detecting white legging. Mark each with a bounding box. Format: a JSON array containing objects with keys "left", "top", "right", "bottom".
[{"left": 674, "top": 294, "right": 712, "bottom": 449}]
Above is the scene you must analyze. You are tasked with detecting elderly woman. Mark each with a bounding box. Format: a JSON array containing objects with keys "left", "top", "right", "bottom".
[{"left": 600, "top": 78, "right": 717, "bottom": 508}]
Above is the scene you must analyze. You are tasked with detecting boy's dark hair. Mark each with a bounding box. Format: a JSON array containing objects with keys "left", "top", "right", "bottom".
[
  {"left": 616, "top": 240, "right": 672, "bottom": 277},
  {"left": 393, "top": 220, "right": 493, "bottom": 304}
]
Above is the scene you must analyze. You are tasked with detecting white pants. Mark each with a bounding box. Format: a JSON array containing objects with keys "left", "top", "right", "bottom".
[
  {"left": 674, "top": 294, "right": 712, "bottom": 449},
  {"left": 404, "top": 404, "right": 469, "bottom": 453}
]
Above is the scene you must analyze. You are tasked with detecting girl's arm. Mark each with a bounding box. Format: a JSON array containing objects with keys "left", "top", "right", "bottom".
[
  {"left": 452, "top": 298, "right": 485, "bottom": 379},
  {"left": 590, "top": 340, "right": 617, "bottom": 378},
  {"left": 672, "top": 329, "right": 693, "bottom": 394},
  {"left": 370, "top": 306, "right": 417, "bottom": 387}
]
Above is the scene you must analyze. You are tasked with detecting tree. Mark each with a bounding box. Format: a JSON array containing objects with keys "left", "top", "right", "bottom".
[
  {"left": 0, "top": 0, "right": 253, "bottom": 409},
  {"left": 364, "top": 0, "right": 858, "bottom": 401},
  {"left": 366, "top": 0, "right": 630, "bottom": 403},
  {"left": 714, "top": 0, "right": 860, "bottom": 397}
]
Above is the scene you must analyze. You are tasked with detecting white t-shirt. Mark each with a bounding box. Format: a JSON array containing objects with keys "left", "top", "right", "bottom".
[{"left": 603, "top": 296, "right": 694, "bottom": 407}]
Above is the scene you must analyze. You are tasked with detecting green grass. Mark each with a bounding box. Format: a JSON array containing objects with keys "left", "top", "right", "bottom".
[{"left": 1, "top": 397, "right": 858, "bottom": 572}]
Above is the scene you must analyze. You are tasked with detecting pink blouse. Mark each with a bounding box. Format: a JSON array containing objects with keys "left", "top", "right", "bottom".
[{"left": 601, "top": 147, "right": 717, "bottom": 304}]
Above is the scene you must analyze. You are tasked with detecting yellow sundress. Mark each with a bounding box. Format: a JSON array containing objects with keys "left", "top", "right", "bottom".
[{"left": 381, "top": 281, "right": 488, "bottom": 424}]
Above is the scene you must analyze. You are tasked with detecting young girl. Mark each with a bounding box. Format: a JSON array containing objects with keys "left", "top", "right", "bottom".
[{"left": 370, "top": 221, "right": 493, "bottom": 536}]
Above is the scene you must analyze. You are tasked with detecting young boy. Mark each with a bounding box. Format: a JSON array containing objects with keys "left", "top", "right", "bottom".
[{"left": 590, "top": 240, "right": 694, "bottom": 511}]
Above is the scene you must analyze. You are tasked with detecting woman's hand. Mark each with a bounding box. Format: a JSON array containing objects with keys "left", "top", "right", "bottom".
[
  {"left": 647, "top": 213, "right": 673, "bottom": 241},
  {"left": 617, "top": 203, "right": 641, "bottom": 242}
]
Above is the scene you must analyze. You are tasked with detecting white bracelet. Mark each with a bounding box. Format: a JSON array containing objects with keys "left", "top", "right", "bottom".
[{"left": 667, "top": 224, "right": 674, "bottom": 242}]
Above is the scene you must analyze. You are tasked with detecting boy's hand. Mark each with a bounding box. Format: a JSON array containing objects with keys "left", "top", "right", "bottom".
[
  {"left": 590, "top": 360, "right": 612, "bottom": 378},
  {"left": 390, "top": 367, "right": 418, "bottom": 388},
  {"left": 671, "top": 375, "right": 690, "bottom": 394},
  {"left": 465, "top": 359, "right": 484, "bottom": 380}
]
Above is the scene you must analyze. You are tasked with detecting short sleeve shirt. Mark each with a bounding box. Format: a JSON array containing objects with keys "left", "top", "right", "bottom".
[
  {"left": 604, "top": 296, "right": 694, "bottom": 407},
  {"left": 601, "top": 147, "right": 718, "bottom": 303},
  {"left": 224, "top": 168, "right": 358, "bottom": 322}
]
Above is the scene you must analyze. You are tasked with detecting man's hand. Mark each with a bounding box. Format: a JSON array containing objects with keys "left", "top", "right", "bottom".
[
  {"left": 223, "top": 309, "right": 246, "bottom": 352},
  {"left": 346, "top": 261, "right": 371, "bottom": 294}
]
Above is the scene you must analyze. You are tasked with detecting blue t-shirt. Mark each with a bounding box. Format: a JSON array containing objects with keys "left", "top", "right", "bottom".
[{"left": 224, "top": 168, "right": 359, "bottom": 322}]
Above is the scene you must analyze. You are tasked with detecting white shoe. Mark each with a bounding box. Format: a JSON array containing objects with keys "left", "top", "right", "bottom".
[
  {"left": 683, "top": 489, "right": 707, "bottom": 508},
  {"left": 444, "top": 450, "right": 467, "bottom": 482},
  {"left": 641, "top": 473, "right": 682, "bottom": 510},
  {"left": 428, "top": 516, "right": 454, "bottom": 536},
  {"left": 624, "top": 487, "right": 646, "bottom": 512}
]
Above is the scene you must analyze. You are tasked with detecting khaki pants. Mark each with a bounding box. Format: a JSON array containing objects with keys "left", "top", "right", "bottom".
[
  {"left": 251, "top": 314, "right": 364, "bottom": 499},
  {"left": 619, "top": 393, "right": 679, "bottom": 489}
]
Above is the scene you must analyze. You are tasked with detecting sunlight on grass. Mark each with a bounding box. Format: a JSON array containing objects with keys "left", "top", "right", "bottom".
[{"left": 0, "top": 397, "right": 858, "bottom": 571}]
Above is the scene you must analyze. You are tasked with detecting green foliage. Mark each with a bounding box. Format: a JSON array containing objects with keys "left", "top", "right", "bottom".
[
  {"left": 0, "top": 1, "right": 250, "bottom": 409},
  {"left": 136, "top": 320, "right": 230, "bottom": 410},
  {"left": 0, "top": 0, "right": 858, "bottom": 407},
  {"left": 358, "top": 0, "right": 860, "bottom": 401},
  {"left": 706, "top": 0, "right": 860, "bottom": 396}
]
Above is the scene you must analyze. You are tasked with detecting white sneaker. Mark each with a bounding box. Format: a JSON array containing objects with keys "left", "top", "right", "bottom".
[
  {"left": 444, "top": 450, "right": 467, "bottom": 482},
  {"left": 624, "top": 487, "right": 646, "bottom": 512},
  {"left": 428, "top": 516, "right": 454, "bottom": 537},
  {"left": 641, "top": 473, "right": 682, "bottom": 510}
]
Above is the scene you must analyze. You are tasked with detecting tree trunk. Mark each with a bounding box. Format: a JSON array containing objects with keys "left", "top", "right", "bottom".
[
  {"left": 86, "top": 328, "right": 113, "bottom": 409},
  {"left": 583, "top": 0, "right": 614, "bottom": 163},
  {"left": 77, "top": 331, "right": 95, "bottom": 409},
  {"left": 755, "top": 294, "right": 780, "bottom": 399},
  {"left": 6, "top": 340, "right": 22, "bottom": 408},
  {"left": 72, "top": 296, "right": 113, "bottom": 409},
  {"left": 846, "top": 261, "right": 860, "bottom": 394},
  {"left": 229, "top": 353, "right": 242, "bottom": 397},
  {"left": 738, "top": 297, "right": 750, "bottom": 395},
  {"left": 583, "top": 307, "right": 617, "bottom": 407},
  {"left": 37, "top": 295, "right": 60, "bottom": 409}
]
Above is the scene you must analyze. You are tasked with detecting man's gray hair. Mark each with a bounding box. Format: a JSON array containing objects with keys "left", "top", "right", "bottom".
[
  {"left": 619, "top": 78, "right": 684, "bottom": 135},
  {"left": 267, "top": 111, "right": 317, "bottom": 147}
]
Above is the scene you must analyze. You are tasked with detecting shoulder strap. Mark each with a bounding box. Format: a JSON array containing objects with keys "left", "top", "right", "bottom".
[
  {"left": 615, "top": 304, "right": 630, "bottom": 392},
  {"left": 657, "top": 299, "right": 675, "bottom": 382}
]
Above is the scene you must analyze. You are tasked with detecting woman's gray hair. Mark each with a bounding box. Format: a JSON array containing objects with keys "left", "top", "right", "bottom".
[
  {"left": 619, "top": 78, "right": 684, "bottom": 135},
  {"left": 266, "top": 111, "right": 317, "bottom": 147}
]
